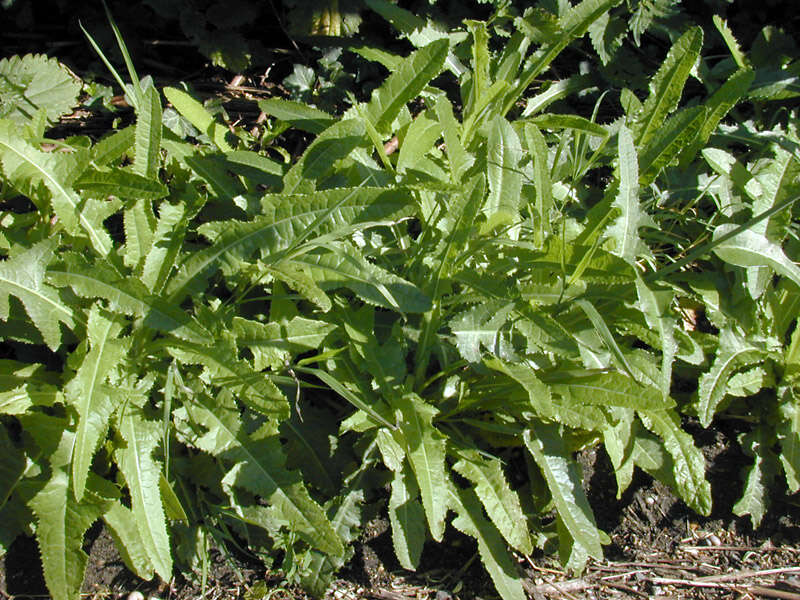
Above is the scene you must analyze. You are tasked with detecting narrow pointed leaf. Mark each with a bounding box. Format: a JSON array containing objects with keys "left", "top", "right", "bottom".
[
  {"left": 74, "top": 167, "right": 168, "bottom": 199},
  {"left": 163, "top": 87, "right": 232, "bottom": 152},
  {"left": 524, "top": 423, "right": 603, "bottom": 559},
  {"left": 733, "top": 428, "right": 779, "bottom": 528},
  {"left": 396, "top": 393, "right": 448, "bottom": 542},
  {"left": 134, "top": 85, "right": 162, "bottom": 178},
  {"left": 638, "top": 409, "right": 711, "bottom": 515},
  {"left": 388, "top": 465, "right": 425, "bottom": 570},
  {"left": 68, "top": 306, "right": 130, "bottom": 501},
  {"left": 483, "top": 115, "right": 522, "bottom": 231},
  {"left": 116, "top": 408, "right": 172, "bottom": 580}
]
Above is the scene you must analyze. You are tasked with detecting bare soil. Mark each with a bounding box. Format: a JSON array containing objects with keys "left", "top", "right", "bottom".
[{"left": 3, "top": 418, "right": 800, "bottom": 600}]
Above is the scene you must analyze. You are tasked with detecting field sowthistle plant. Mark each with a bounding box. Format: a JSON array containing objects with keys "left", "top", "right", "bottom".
[{"left": 1, "top": 2, "right": 800, "bottom": 599}]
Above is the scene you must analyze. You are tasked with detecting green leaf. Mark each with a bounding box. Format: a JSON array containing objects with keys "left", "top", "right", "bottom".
[
  {"left": 0, "top": 240, "right": 75, "bottom": 350},
  {"left": 733, "top": 428, "right": 779, "bottom": 528},
  {"left": 140, "top": 200, "right": 190, "bottom": 293},
  {"left": 292, "top": 243, "right": 432, "bottom": 314},
  {"left": 713, "top": 15, "right": 748, "bottom": 69},
  {"left": 633, "top": 26, "right": 703, "bottom": 147},
  {"left": 257, "top": 99, "right": 335, "bottom": 134},
  {"left": 483, "top": 115, "right": 523, "bottom": 231},
  {"left": 91, "top": 126, "right": 135, "bottom": 166},
  {"left": 434, "top": 95, "right": 473, "bottom": 182},
  {"left": 453, "top": 448, "right": 532, "bottom": 554},
  {"left": 450, "top": 301, "right": 515, "bottom": 363},
  {"left": 134, "top": 85, "right": 162, "bottom": 179},
  {"left": 523, "top": 423, "right": 603, "bottom": 561},
  {"left": 575, "top": 298, "right": 637, "bottom": 379},
  {"left": 634, "top": 275, "right": 677, "bottom": 402},
  {"left": 552, "top": 371, "right": 672, "bottom": 411},
  {"left": 397, "top": 110, "right": 441, "bottom": 175},
  {"left": 638, "top": 105, "right": 707, "bottom": 186},
  {"left": 361, "top": 39, "right": 449, "bottom": 135},
  {"left": 396, "top": 393, "right": 449, "bottom": 542},
  {"left": 449, "top": 485, "right": 526, "bottom": 600},
  {"left": 102, "top": 501, "right": 155, "bottom": 580},
  {"left": 638, "top": 409, "right": 711, "bottom": 515},
  {"left": 300, "top": 489, "right": 363, "bottom": 597},
  {"left": 68, "top": 305, "right": 130, "bottom": 501},
  {"left": 181, "top": 394, "right": 344, "bottom": 556},
  {"left": 0, "top": 423, "right": 24, "bottom": 508},
  {"left": 696, "top": 329, "right": 763, "bottom": 427},
  {"left": 116, "top": 407, "right": 172, "bottom": 580},
  {"left": 167, "top": 186, "right": 413, "bottom": 302},
  {"left": 284, "top": 119, "right": 366, "bottom": 193},
  {"left": 47, "top": 255, "right": 213, "bottom": 345},
  {"left": 167, "top": 339, "right": 289, "bottom": 419},
  {"left": 0, "top": 54, "right": 82, "bottom": 126},
  {"left": 0, "top": 121, "right": 112, "bottom": 254},
  {"left": 605, "top": 124, "right": 653, "bottom": 264},
  {"left": 484, "top": 356, "right": 553, "bottom": 419},
  {"left": 74, "top": 167, "right": 168, "bottom": 199},
  {"left": 28, "top": 429, "right": 106, "bottom": 600},
  {"left": 524, "top": 423, "right": 603, "bottom": 561},
  {"left": 388, "top": 463, "right": 425, "bottom": 570},
  {"left": 523, "top": 123, "right": 552, "bottom": 247},
  {"left": 712, "top": 225, "right": 800, "bottom": 289},
  {"left": 163, "top": 86, "right": 232, "bottom": 152},
  {"left": 778, "top": 391, "right": 800, "bottom": 492},
  {"left": 501, "top": 0, "right": 621, "bottom": 118}
]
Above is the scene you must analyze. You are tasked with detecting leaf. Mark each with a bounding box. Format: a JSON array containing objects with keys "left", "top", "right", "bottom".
[
  {"left": 141, "top": 200, "right": 189, "bottom": 293},
  {"left": 28, "top": 429, "right": 106, "bottom": 600},
  {"left": 712, "top": 225, "right": 800, "bottom": 289},
  {"left": 633, "top": 26, "right": 703, "bottom": 147},
  {"left": 0, "top": 423, "right": 24, "bottom": 508},
  {"left": 696, "top": 328, "right": 763, "bottom": 427},
  {"left": 0, "top": 54, "right": 81, "bottom": 125},
  {"left": 397, "top": 110, "right": 441, "bottom": 175},
  {"left": 116, "top": 407, "right": 172, "bottom": 580},
  {"left": 292, "top": 243, "right": 432, "bottom": 314},
  {"left": 484, "top": 356, "right": 553, "bottom": 419},
  {"left": 638, "top": 409, "right": 711, "bottom": 515},
  {"left": 433, "top": 95, "right": 473, "bottom": 182},
  {"left": 284, "top": 118, "right": 366, "bottom": 193},
  {"left": 713, "top": 16, "right": 748, "bottom": 69},
  {"left": 778, "top": 391, "right": 800, "bottom": 492},
  {"left": 450, "top": 485, "right": 526, "bottom": 600},
  {"left": 361, "top": 39, "right": 449, "bottom": 135},
  {"left": 501, "top": 0, "right": 621, "bottom": 117},
  {"left": 91, "top": 126, "right": 135, "bottom": 166},
  {"left": 733, "top": 428, "right": 779, "bottom": 528},
  {"left": 453, "top": 448, "right": 532, "bottom": 554},
  {"left": 167, "top": 339, "right": 289, "bottom": 419},
  {"left": 552, "top": 371, "right": 672, "bottom": 411},
  {"left": 638, "top": 105, "right": 707, "bottom": 186},
  {"left": 257, "top": 99, "right": 335, "bottom": 134},
  {"left": 102, "top": 501, "right": 155, "bottom": 580},
  {"left": 634, "top": 275, "right": 677, "bottom": 402},
  {"left": 0, "top": 240, "right": 75, "bottom": 350},
  {"left": 483, "top": 115, "right": 523, "bottom": 231},
  {"left": 575, "top": 298, "right": 637, "bottom": 379},
  {"left": 181, "top": 394, "right": 344, "bottom": 556},
  {"left": 395, "top": 393, "right": 449, "bottom": 542},
  {"left": 388, "top": 463, "right": 425, "bottom": 570},
  {"left": 523, "top": 423, "right": 603, "bottom": 561},
  {"left": 0, "top": 121, "right": 112, "bottom": 254},
  {"left": 68, "top": 305, "right": 130, "bottom": 501},
  {"left": 163, "top": 86, "right": 232, "bottom": 152},
  {"left": 47, "top": 255, "right": 213, "bottom": 345},
  {"left": 134, "top": 85, "right": 162, "bottom": 179},
  {"left": 605, "top": 124, "right": 654, "bottom": 264},
  {"left": 450, "top": 301, "right": 515, "bottom": 363},
  {"left": 167, "top": 186, "right": 414, "bottom": 302},
  {"left": 300, "top": 489, "right": 363, "bottom": 597},
  {"left": 74, "top": 167, "right": 168, "bottom": 199},
  {"left": 523, "top": 123, "right": 553, "bottom": 247}
]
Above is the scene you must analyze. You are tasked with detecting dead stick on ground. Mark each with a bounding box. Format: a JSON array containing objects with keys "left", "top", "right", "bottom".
[
  {"left": 698, "top": 567, "right": 800, "bottom": 583},
  {"left": 747, "top": 585, "right": 800, "bottom": 600}
]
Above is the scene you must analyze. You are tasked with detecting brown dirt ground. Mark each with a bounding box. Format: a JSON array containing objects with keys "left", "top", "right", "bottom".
[{"left": 3, "top": 417, "right": 800, "bottom": 600}]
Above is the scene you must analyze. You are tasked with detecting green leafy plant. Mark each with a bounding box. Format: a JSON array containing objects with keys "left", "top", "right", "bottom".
[{"left": 2, "top": 4, "right": 800, "bottom": 600}]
